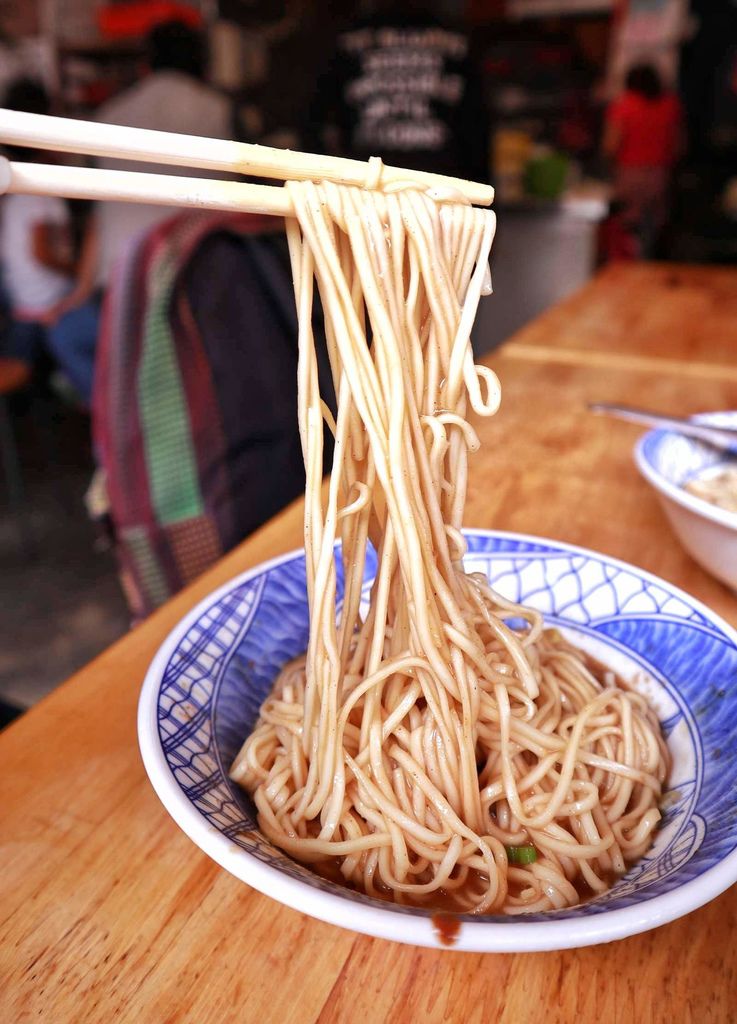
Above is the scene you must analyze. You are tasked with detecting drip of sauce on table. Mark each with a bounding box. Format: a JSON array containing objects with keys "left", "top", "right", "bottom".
[{"left": 432, "top": 913, "right": 461, "bottom": 947}]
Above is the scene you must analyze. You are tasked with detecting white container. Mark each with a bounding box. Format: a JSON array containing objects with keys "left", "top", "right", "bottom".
[{"left": 634, "top": 412, "right": 737, "bottom": 590}]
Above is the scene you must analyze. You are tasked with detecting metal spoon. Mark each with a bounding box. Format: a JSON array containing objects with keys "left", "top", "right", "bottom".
[{"left": 588, "top": 402, "right": 737, "bottom": 455}]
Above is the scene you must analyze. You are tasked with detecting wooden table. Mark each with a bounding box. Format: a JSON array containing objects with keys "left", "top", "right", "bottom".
[
  {"left": 505, "top": 262, "right": 737, "bottom": 379},
  {"left": 3, "top": 265, "right": 737, "bottom": 1024}
]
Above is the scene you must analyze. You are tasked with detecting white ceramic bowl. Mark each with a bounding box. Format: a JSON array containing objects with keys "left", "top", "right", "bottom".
[
  {"left": 634, "top": 412, "right": 737, "bottom": 590},
  {"left": 139, "top": 530, "right": 737, "bottom": 952}
]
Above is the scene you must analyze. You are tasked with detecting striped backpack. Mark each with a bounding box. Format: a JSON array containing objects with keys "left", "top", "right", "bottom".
[{"left": 93, "top": 211, "right": 331, "bottom": 619}]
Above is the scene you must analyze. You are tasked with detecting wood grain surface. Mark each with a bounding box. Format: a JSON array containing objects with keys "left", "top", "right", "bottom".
[
  {"left": 3, "top": 265, "right": 737, "bottom": 1024},
  {"left": 505, "top": 262, "right": 737, "bottom": 375}
]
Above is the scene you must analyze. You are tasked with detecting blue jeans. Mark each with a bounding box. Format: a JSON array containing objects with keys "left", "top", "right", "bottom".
[{"left": 47, "top": 297, "right": 101, "bottom": 405}]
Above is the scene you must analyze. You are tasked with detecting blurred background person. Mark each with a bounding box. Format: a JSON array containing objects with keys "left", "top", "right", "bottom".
[
  {"left": 603, "top": 63, "right": 683, "bottom": 259},
  {"left": 306, "top": 0, "right": 489, "bottom": 185},
  {"left": 0, "top": 78, "right": 74, "bottom": 370},
  {"left": 46, "top": 18, "right": 233, "bottom": 404}
]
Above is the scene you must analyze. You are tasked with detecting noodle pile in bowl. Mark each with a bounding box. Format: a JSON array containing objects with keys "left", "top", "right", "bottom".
[{"left": 230, "top": 181, "right": 668, "bottom": 914}]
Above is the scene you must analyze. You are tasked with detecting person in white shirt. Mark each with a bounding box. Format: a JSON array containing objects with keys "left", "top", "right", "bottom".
[
  {"left": 0, "top": 79, "right": 73, "bottom": 366},
  {"left": 47, "top": 20, "right": 233, "bottom": 403}
]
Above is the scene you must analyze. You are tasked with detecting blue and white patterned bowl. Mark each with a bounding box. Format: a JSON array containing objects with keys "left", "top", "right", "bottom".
[
  {"left": 635, "top": 412, "right": 737, "bottom": 590},
  {"left": 138, "top": 530, "right": 737, "bottom": 952}
]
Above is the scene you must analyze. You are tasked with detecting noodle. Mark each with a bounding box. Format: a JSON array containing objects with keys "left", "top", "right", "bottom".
[
  {"left": 230, "top": 181, "right": 669, "bottom": 914},
  {"left": 685, "top": 466, "right": 737, "bottom": 514}
]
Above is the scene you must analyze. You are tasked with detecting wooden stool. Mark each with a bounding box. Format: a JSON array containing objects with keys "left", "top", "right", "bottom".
[{"left": 0, "top": 357, "right": 32, "bottom": 547}]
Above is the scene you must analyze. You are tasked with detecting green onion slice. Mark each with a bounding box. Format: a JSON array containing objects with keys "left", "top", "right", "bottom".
[{"left": 505, "top": 844, "right": 537, "bottom": 865}]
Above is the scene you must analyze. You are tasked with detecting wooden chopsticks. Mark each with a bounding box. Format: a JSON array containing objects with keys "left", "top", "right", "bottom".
[
  {"left": 0, "top": 108, "right": 494, "bottom": 216},
  {"left": 0, "top": 158, "right": 293, "bottom": 217}
]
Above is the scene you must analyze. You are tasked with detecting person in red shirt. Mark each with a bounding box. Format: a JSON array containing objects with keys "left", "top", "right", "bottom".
[{"left": 604, "top": 64, "right": 683, "bottom": 257}]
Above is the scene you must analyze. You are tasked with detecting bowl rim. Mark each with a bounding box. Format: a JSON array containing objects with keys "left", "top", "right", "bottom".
[
  {"left": 633, "top": 418, "right": 737, "bottom": 532},
  {"left": 138, "top": 529, "right": 737, "bottom": 952}
]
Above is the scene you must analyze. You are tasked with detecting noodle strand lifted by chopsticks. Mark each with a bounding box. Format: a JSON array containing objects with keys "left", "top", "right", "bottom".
[{"left": 230, "top": 182, "right": 668, "bottom": 914}]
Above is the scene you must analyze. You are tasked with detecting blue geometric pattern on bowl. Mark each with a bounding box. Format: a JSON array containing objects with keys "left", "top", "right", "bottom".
[{"left": 155, "top": 530, "right": 737, "bottom": 922}]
